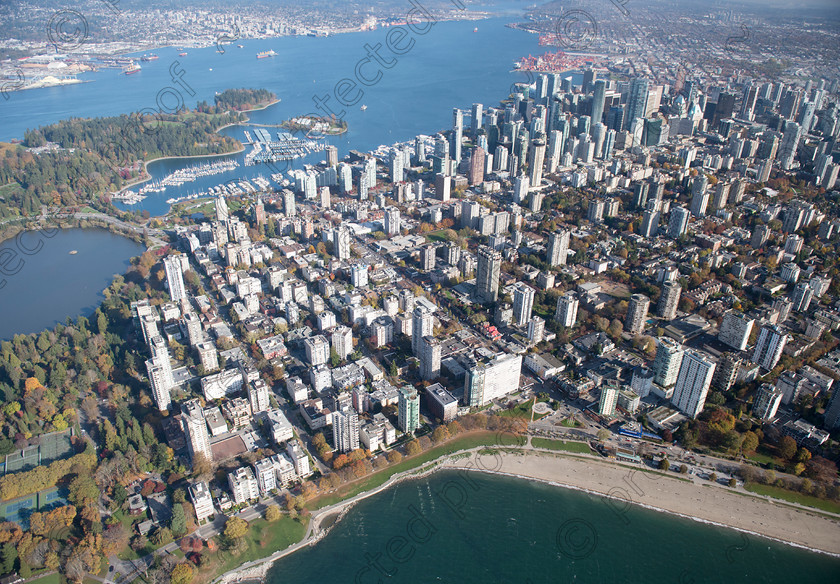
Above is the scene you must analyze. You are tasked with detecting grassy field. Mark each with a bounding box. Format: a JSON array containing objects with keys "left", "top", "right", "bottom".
[
  {"left": 28, "top": 573, "right": 61, "bottom": 584},
  {"left": 531, "top": 437, "right": 592, "bottom": 454},
  {"left": 425, "top": 230, "right": 449, "bottom": 243},
  {"left": 744, "top": 483, "right": 840, "bottom": 514},
  {"left": 307, "top": 431, "right": 524, "bottom": 510},
  {"left": 197, "top": 517, "right": 306, "bottom": 581},
  {"left": 498, "top": 401, "right": 551, "bottom": 421},
  {"left": 746, "top": 450, "right": 777, "bottom": 466}
]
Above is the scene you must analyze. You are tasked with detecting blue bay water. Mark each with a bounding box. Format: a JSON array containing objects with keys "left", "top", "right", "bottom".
[
  {"left": 0, "top": 228, "right": 144, "bottom": 340},
  {"left": 267, "top": 471, "right": 840, "bottom": 583},
  {"left": 1, "top": 17, "right": 578, "bottom": 216}
]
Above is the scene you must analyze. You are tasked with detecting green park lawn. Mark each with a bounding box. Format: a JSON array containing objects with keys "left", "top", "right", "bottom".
[
  {"left": 531, "top": 437, "right": 592, "bottom": 454},
  {"left": 498, "top": 401, "right": 551, "bottom": 420},
  {"left": 744, "top": 483, "right": 840, "bottom": 514},
  {"left": 27, "top": 574, "right": 61, "bottom": 584},
  {"left": 308, "top": 431, "right": 523, "bottom": 510},
  {"left": 220, "top": 517, "right": 304, "bottom": 573}
]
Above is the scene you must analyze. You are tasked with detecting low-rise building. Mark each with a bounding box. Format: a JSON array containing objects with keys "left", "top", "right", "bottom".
[
  {"left": 265, "top": 408, "right": 294, "bottom": 443},
  {"left": 253, "top": 458, "right": 277, "bottom": 495},
  {"left": 780, "top": 419, "right": 830, "bottom": 448},
  {"left": 228, "top": 466, "right": 259, "bottom": 504},
  {"left": 287, "top": 440, "right": 312, "bottom": 477},
  {"left": 425, "top": 383, "right": 458, "bottom": 423},
  {"left": 189, "top": 481, "right": 214, "bottom": 523},
  {"left": 222, "top": 397, "right": 252, "bottom": 429},
  {"left": 523, "top": 353, "right": 565, "bottom": 380}
]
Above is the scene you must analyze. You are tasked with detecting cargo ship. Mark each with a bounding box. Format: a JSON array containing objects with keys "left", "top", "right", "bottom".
[
  {"left": 178, "top": 51, "right": 188, "bottom": 57},
  {"left": 256, "top": 50, "right": 277, "bottom": 59},
  {"left": 140, "top": 54, "right": 158, "bottom": 61},
  {"left": 124, "top": 63, "right": 141, "bottom": 75}
]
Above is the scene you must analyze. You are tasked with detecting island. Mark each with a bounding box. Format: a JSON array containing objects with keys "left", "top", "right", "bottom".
[{"left": 281, "top": 114, "right": 348, "bottom": 136}]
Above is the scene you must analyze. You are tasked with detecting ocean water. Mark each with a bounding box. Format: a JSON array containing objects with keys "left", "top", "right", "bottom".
[
  {"left": 1, "top": 17, "right": 579, "bottom": 216},
  {"left": 265, "top": 471, "right": 840, "bottom": 583}
]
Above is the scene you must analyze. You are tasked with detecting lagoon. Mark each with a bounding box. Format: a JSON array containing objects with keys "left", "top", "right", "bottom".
[{"left": 0, "top": 228, "right": 144, "bottom": 339}]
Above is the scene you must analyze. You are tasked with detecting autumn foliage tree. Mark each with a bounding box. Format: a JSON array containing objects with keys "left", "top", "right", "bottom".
[{"left": 170, "top": 562, "right": 195, "bottom": 584}]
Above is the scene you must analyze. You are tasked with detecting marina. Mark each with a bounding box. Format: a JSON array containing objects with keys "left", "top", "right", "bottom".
[
  {"left": 164, "top": 175, "right": 271, "bottom": 206},
  {"left": 244, "top": 129, "right": 326, "bottom": 166},
  {"left": 117, "top": 159, "right": 240, "bottom": 204}
]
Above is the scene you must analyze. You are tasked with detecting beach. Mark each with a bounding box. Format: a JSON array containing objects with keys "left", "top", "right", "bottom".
[
  {"left": 214, "top": 445, "right": 840, "bottom": 583},
  {"left": 444, "top": 450, "right": 840, "bottom": 556}
]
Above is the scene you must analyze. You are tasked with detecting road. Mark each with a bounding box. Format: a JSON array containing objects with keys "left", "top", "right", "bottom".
[{"left": 0, "top": 207, "right": 168, "bottom": 248}]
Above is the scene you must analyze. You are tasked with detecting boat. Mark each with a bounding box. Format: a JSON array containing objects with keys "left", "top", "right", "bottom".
[
  {"left": 257, "top": 50, "right": 277, "bottom": 59},
  {"left": 124, "top": 63, "right": 141, "bottom": 75},
  {"left": 178, "top": 52, "right": 188, "bottom": 57},
  {"left": 237, "top": 44, "right": 244, "bottom": 48},
  {"left": 360, "top": 104, "right": 368, "bottom": 111},
  {"left": 474, "top": 27, "right": 478, "bottom": 32},
  {"left": 68, "top": 250, "right": 78, "bottom": 255},
  {"left": 141, "top": 54, "right": 158, "bottom": 61}
]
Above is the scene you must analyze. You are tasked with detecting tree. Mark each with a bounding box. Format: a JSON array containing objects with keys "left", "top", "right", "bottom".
[
  {"left": 102, "top": 524, "right": 129, "bottom": 556},
  {"left": 405, "top": 439, "right": 422, "bottom": 456},
  {"left": 191, "top": 452, "right": 212, "bottom": 478},
  {"left": 44, "top": 551, "right": 59, "bottom": 571},
  {"left": 170, "top": 562, "right": 195, "bottom": 584},
  {"left": 709, "top": 472, "right": 718, "bottom": 482},
  {"left": 778, "top": 435, "right": 798, "bottom": 461},
  {"left": 679, "top": 464, "right": 688, "bottom": 474},
  {"left": 150, "top": 527, "right": 173, "bottom": 547},
  {"left": 446, "top": 420, "right": 462, "bottom": 436},
  {"left": 170, "top": 503, "right": 187, "bottom": 538},
  {"left": 597, "top": 429, "right": 610, "bottom": 442},
  {"left": 728, "top": 477, "right": 737, "bottom": 487},
  {"left": 224, "top": 517, "right": 248, "bottom": 541},
  {"left": 431, "top": 426, "right": 450, "bottom": 443},
  {"left": 0, "top": 542, "right": 17, "bottom": 576},
  {"left": 386, "top": 450, "right": 403, "bottom": 464},
  {"left": 805, "top": 456, "right": 838, "bottom": 483},
  {"left": 659, "top": 458, "right": 670, "bottom": 471},
  {"left": 741, "top": 431, "right": 759, "bottom": 454},
  {"left": 795, "top": 447, "right": 812, "bottom": 464},
  {"left": 265, "top": 505, "right": 282, "bottom": 522},
  {"left": 68, "top": 475, "right": 100, "bottom": 507}
]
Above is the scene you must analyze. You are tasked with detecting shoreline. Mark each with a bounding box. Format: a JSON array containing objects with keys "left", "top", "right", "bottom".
[
  {"left": 116, "top": 98, "right": 277, "bottom": 199},
  {"left": 214, "top": 446, "right": 840, "bottom": 583},
  {"left": 116, "top": 146, "right": 246, "bottom": 195},
  {"left": 448, "top": 451, "right": 840, "bottom": 556},
  {"left": 459, "top": 465, "right": 840, "bottom": 560}
]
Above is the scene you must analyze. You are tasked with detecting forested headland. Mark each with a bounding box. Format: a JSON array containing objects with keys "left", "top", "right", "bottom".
[{"left": 0, "top": 88, "right": 276, "bottom": 220}]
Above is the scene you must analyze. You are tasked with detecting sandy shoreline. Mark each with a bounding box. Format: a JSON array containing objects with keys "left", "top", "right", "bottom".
[
  {"left": 444, "top": 451, "right": 840, "bottom": 557},
  {"left": 214, "top": 446, "right": 840, "bottom": 582}
]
